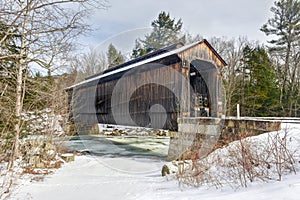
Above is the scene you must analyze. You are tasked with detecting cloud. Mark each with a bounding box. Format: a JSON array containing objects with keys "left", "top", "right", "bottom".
[{"left": 80, "top": 0, "right": 276, "bottom": 51}]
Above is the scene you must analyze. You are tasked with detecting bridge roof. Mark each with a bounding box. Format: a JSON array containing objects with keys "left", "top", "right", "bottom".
[{"left": 66, "top": 39, "right": 226, "bottom": 90}]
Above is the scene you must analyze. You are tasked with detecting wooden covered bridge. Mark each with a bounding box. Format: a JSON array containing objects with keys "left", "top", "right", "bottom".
[{"left": 67, "top": 40, "right": 226, "bottom": 132}]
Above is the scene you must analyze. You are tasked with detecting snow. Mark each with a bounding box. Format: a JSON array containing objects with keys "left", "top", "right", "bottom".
[
  {"left": 7, "top": 156, "right": 300, "bottom": 200},
  {"left": 98, "top": 123, "right": 169, "bottom": 136},
  {"left": 5, "top": 123, "right": 300, "bottom": 200},
  {"left": 21, "top": 109, "right": 64, "bottom": 136},
  {"left": 60, "top": 153, "right": 74, "bottom": 157}
]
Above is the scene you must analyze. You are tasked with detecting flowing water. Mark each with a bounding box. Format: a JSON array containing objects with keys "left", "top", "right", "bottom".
[{"left": 66, "top": 135, "right": 170, "bottom": 161}]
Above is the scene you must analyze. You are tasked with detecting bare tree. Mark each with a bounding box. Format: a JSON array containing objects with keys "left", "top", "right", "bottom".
[
  {"left": 0, "top": 0, "right": 108, "bottom": 196},
  {"left": 0, "top": 0, "right": 107, "bottom": 169},
  {"left": 70, "top": 48, "right": 108, "bottom": 82},
  {"left": 209, "top": 37, "right": 250, "bottom": 116}
]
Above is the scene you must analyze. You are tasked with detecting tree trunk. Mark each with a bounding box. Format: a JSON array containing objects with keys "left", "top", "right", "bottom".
[
  {"left": 13, "top": 61, "right": 23, "bottom": 160},
  {"left": 11, "top": 5, "right": 30, "bottom": 168},
  {"left": 283, "top": 42, "right": 291, "bottom": 116}
]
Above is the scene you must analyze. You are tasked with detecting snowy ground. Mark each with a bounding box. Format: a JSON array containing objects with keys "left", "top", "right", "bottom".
[
  {"left": 5, "top": 122, "right": 300, "bottom": 200},
  {"left": 8, "top": 155, "right": 300, "bottom": 200}
]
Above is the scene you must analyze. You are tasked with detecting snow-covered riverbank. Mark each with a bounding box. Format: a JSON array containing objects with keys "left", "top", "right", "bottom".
[
  {"left": 5, "top": 122, "right": 300, "bottom": 199},
  {"left": 8, "top": 154, "right": 300, "bottom": 200}
]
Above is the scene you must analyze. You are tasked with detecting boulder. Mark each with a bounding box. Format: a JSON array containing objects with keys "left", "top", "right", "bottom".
[{"left": 61, "top": 153, "right": 75, "bottom": 162}]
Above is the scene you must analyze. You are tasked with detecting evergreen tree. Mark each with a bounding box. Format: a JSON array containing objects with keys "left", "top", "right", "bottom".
[
  {"left": 241, "top": 46, "right": 281, "bottom": 116},
  {"left": 0, "top": 22, "right": 20, "bottom": 137},
  {"left": 0, "top": 22, "right": 20, "bottom": 73},
  {"left": 261, "top": 0, "right": 300, "bottom": 116},
  {"left": 107, "top": 43, "right": 125, "bottom": 68},
  {"left": 132, "top": 12, "right": 185, "bottom": 58},
  {"left": 131, "top": 39, "right": 148, "bottom": 59}
]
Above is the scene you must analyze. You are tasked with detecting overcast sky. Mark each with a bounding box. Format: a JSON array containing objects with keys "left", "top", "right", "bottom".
[{"left": 79, "top": 0, "right": 277, "bottom": 53}]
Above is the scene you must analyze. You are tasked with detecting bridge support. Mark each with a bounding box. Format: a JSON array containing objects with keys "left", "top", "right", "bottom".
[
  {"left": 167, "top": 117, "right": 222, "bottom": 161},
  {"left": 167, "top": 117, "right": 282, "bottom": 161}
]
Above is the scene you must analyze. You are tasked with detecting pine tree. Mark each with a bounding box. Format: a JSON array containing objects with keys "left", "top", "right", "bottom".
[
  {"left": 131, "top": 39, "right": 148, "bottom": 59},
  {"left": 107, "top": 43, "right": 125, "bottom": 68},
  {"left": 0, "top": 22, "right": 20, "bottom": 145},
  {"left": 260, "top": 0, "right": 300, "bottom": 116},
  {"left": 131, "top": 12, "right": 185, "bottom": 58},
  {"left": 242, "top": 46, "right": 281, "bottom": 116}
]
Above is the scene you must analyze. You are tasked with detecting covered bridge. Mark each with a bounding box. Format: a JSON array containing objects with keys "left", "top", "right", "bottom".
[{"left": 67, "top": 39, "right": 226, "bottom": 131}]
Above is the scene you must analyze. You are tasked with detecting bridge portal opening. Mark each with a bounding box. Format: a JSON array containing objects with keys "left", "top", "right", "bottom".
[{"left": 189, "top": 59, "right": 222, "bottom": 118}]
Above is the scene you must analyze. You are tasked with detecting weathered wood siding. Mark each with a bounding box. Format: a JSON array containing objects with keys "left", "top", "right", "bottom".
[
  {"left": 178, "top": 42, "right": 224, "bottom": 69},
  {"left": 95, "top": 58, "right": 183, "bottom": 130}
]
